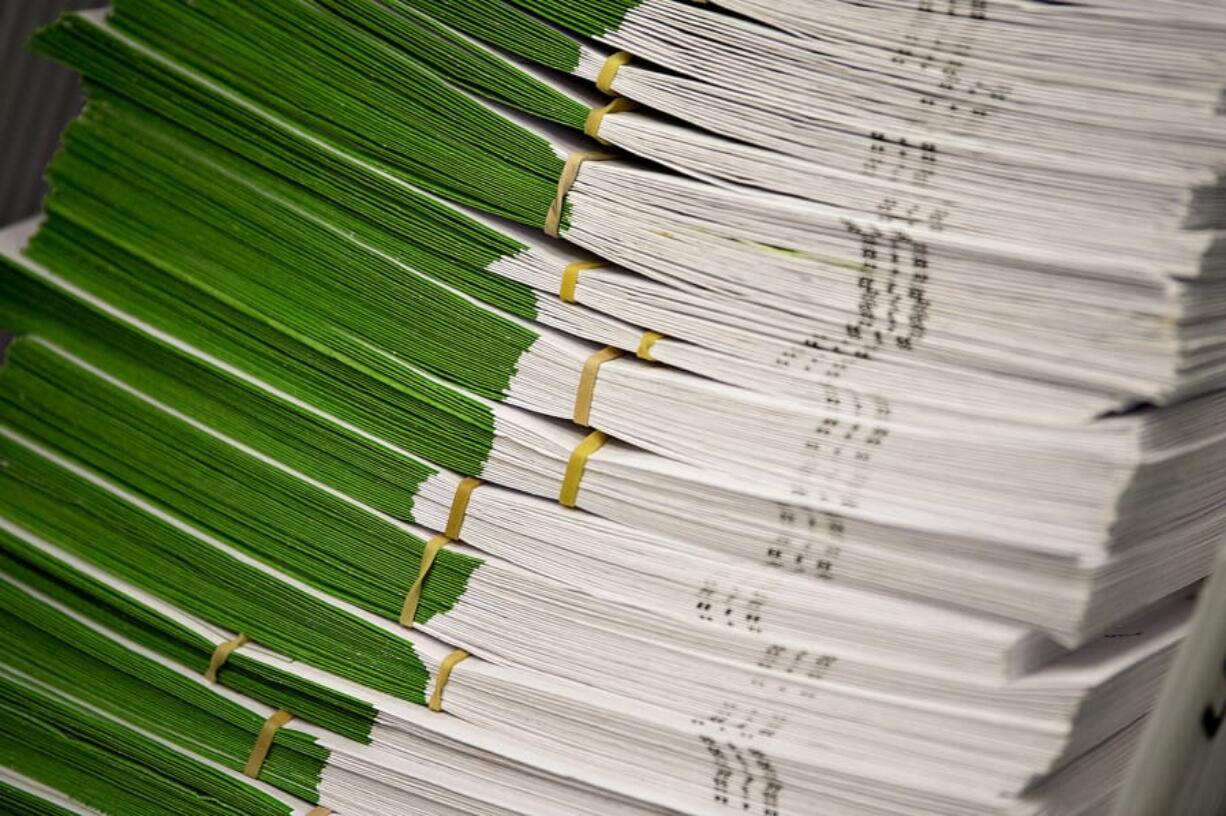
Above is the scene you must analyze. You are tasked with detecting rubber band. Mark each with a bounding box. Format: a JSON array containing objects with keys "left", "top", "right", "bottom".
[
  {"left": 307, "top": 808, "right": 333, "bottom": 816},
  {"left": 429, "top": 648, "right": 471, "bottom": 712},
  {"left": 545, "top": 151, "right": 613, "bottom": 238},
  {"left": 204, "top": 633, "right": 249, "bottom": 683},
  {"left": 584, "top": 98, "right": 638, "bottom": 145},
  {"left": 561, "top": 260, "right": 608, "bottom": 303},
  {"left": 445, "top": 477, "right": 482, "bottom": 540},
  {"left": 574, "top": 346, "right": 623, "bottom": 426},
  {"left": 244, "top": 709, "right": 294, "bottom": 779},
  {"left": 596, "top": 51, "right": 632, "bottom": 95},
  {"left": 400, "top": 534, "right": 451, "bottom": 627},
  {"left": 636, "top": 331, "right": 664, "bottom": 362},
  {"left": 560, "top": 431, "right": 608, "bottom": 508}
]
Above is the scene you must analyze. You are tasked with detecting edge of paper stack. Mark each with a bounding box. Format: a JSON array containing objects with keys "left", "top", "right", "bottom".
[{"left": 1, "top": 1, "right": 1223, "bottom": 814}]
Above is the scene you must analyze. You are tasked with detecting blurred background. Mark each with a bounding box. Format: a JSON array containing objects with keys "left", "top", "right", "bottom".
[{"left": 1, "top": 1, "right": 104, "bottom": 224}]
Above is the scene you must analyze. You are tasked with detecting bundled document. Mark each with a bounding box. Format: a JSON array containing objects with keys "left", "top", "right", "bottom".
[{"left": 1, "top": 1, "right": 1222, "bottom": 814}]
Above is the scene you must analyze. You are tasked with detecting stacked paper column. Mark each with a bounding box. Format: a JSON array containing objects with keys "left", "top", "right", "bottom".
[{"left": 0, "top": 2, "right": 1223, "bottom": 814}]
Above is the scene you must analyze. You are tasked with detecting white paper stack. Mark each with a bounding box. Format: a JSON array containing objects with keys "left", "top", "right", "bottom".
[{"left": 1, "top": 1, "right": 1223, "bottom": 814}]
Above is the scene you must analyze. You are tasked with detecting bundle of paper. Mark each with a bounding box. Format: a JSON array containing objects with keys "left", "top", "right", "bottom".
[
  {"left": 0, "top": 448, "right": 1190, "bottom": 815},
  {"left": 3, "top": 0, "right": 1221, "bottom": 813},
  {"left": 0, "top": 257, "right": 1193, "bottom": 809},
  {"left": 3, "top": 87, "right": 1220, "bottom": 645},
  {"left": 0, "top": 559, "right": 671, "bottom": 816},
  {"left": 0, "top": 235, "right": 1197, "bottom": 811},
  {"left": 0, "top": 662, "right": 320, "bottom": 816},
  {"left": 24, "top": 8, "right": 1226, "bottom": 631},
  {"left": 39, "top": 3, "right": 1226, "bottom": 423},
  {"left": 425, "top": 0, "right": 1225, "bottom": 254},
  {"left": 0, "top": 771, "right": 106, "bottom": 815}
]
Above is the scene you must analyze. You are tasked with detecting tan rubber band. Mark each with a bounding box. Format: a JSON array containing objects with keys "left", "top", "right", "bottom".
[
  {"left": 574, "top": 346, "right": 623, "bottom": 426},
  {"left": 561, "top": 260, "right": 608, "bottom": 303},
  {"left": 636, "top": 331, "right": 664, "bottom": 362},
  {"left": 584, "top": 98, "right": 638, "bottom": 144},
  {"left": 307, "top": 808, "right": 333, "bottom": 816},
  {"left": 545, "top": 151, "right": 613, "bottom": 238},
  {"left": 204, "top": 633, "right": 249, "bottom": 683},
  {"left": 429, "top": 648, "right": 471, "bottom": 712},
  {"left": 596, "top": 51, "right": 632, "bottom": 95},
  {"left": 560, "top": 431, "right": 608, "bottom": 508},
  {"left": 244, "top": 709, "right": 294, "bottom": 779},
  {"left": 445, "top": 477, "right": 482, "bottom": 540},
  {"left": 400, "top": 534, "right": 451, "bottom": 627}
]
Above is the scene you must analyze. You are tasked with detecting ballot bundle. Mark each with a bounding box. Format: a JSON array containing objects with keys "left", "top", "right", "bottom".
[{"left": 1, "top": 1, "right": 1223, "bottom": 814}]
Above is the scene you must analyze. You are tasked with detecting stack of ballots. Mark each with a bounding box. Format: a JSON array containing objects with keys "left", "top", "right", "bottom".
[{"left": 0, "top": 1, "right": 1222, "bottom": 814}]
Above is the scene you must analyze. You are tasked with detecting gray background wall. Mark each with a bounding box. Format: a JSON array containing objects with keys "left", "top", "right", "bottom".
[{"left": 1, "top": 1, "right": 104, "bottom": 225}]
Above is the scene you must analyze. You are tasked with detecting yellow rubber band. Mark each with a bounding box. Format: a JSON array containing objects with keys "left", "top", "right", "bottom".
[
  {"left": 445, "top": 477, "right": 482, "bottom": 540},
  {"left": 561, "top": 260, "right": 608, "bottom": 303},
  {"left": 636, "top": 331, "right": 664, "bottom": 362},
  {"left": 584, "top": 98, "right": 638, "bottom": 145},
  {"left": 429, "top": 648, "right": 471, "bottom": 712},
  {"left": 574, "top": 346, "right": 623, "bottom": 427},
  {"left": 545, "top": 151, "right": 613, "bottom": 238},
  {"left": 596, "top": 51, "right": 632, "bottom": 95},
  {"left": 560, "top": 431, "right": 607, "bottom": 508},
  {"left": 204, "top": 633, "right": 249, "bottom": 683},
  {"left": 244, "top": 709, "right": 294, "bottom": 779},
  {"left": 400, "top": 534, "right": 451, "bottom": 626}
]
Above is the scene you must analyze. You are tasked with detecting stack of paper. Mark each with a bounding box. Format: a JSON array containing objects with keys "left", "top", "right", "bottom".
[{"left": 1, "top": 1, "right": 1222, "bottom": 814}]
